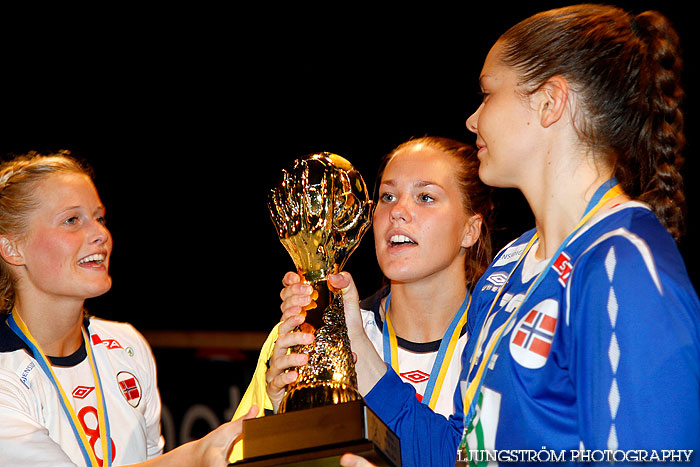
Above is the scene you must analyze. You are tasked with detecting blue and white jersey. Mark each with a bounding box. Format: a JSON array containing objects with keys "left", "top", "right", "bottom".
[{"left": 365, "top": 202, "right": 700, "bottom": 466}]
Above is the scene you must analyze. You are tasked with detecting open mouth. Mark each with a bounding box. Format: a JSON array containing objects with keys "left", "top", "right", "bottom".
[
  {"left": 77, "top": 253, "right": 106, "bottom": 266},
  {"left": 390, "top": 234, "right": 417, "bottom": 246}
]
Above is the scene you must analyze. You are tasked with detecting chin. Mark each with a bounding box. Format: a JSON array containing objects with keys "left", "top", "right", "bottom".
[{"left": 84, "top": 279, "right": 113, "bottom": 299}]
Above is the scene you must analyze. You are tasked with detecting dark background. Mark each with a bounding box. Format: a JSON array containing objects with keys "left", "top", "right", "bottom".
[{"left": 2, "top": 1, "right": 697, "bottom": 335}]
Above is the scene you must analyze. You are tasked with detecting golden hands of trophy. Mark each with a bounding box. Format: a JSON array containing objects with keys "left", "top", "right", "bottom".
[{"left": 268, "top": 152, "right": 372, "bottom": 413}]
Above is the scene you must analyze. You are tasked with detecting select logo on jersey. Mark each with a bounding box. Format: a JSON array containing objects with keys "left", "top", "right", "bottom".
[
  {"left": 494, "top": 243, "right": 528, "bottom": 267},
  {"left": 117, "top": 371, "right": 142, "bottom": 407},
  {"left": 552, "top": 251, "right": 572, "bottom": 287},
  {"left": 72, "top": 385, "right": 95, "bottom": 399},
  {"left": 91, "top": 333, "right": 123, "bottom": 350},
  {"left": 400, "top": 369, "right": 430, "bottom": 384},
  {"left": 509, "top": 299, "right": 559, "bottom": 369}
]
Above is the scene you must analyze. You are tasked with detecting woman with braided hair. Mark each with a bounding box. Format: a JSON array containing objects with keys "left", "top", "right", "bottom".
[
  {"left": 0, "top": 151, "right": 257, "bottom": 466},
  {"left": 299, "top": 5, "right": 699, "bottom": 466}
]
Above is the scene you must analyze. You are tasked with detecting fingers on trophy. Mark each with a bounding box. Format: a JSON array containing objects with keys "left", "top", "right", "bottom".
[{"left": 268, "top": 152, "right": 372, "bottom": 413}]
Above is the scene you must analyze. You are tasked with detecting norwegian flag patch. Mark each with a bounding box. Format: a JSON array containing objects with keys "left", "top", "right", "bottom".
[
  {"left": 117, "top": 371, "right": 142, "bottom": 407},
  {"left": 509, "top": 299, "right": 559, "bottom": 369}
]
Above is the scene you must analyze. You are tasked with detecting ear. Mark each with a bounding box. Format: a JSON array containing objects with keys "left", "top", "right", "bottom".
[
  {"left": 461, "top": 213, "right": 483, "bottom": 249},
  {"left": 537, "top": 75, "right": 569, "bottom": 128},
  {"left": 0, "top": 236, "right": 25, "bottom": 267}
]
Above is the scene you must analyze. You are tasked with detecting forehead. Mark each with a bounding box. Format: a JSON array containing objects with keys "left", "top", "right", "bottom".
[
  {"left": 479, "top": 42, "right": 511, "bottom": 85},
  {"left": 382, "top": 144, "right": 457, "bottom": 183},
  {"left": 32, "top": 173, "right": 100, "bottom": 209}
]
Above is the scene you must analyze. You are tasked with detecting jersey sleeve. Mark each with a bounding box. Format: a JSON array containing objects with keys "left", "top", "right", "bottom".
[
  {"left": 568, "top": 232, "right": 700, "bottom": 451},
  {"left": 364, "top": 367, "right": 465, "bottom": 467},
  {"left": 127, "top": 324, "right": 166, "bottom": 459},
  {"left": 0, "top": 369, "right": 77, "bottom": 467},
  {"left": 229, "top": 323, "right": 279, "bottom": 463}
]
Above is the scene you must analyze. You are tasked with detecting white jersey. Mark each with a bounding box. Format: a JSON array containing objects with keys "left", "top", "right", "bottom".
[
  {"left": 0, "top": 315, "right": 164, "bottom": 467},
  {"left": 360, "top": 287, "right": 468, "bottom": 418}
]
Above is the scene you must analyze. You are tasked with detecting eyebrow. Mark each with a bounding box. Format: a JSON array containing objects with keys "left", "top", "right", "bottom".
[
  {"left": 380, "top": 180, "right": 445, "bottom": 190},
  {"left": 56, "top": 205, "right": 106, "bottom": 215}
]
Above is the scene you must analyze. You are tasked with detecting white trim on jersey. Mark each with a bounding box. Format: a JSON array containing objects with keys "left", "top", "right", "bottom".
[{"left": 361, "top": 307, "right": 467, "bottom": 418}]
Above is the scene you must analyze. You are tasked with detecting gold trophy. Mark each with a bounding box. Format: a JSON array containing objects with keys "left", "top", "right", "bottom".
[
  {"left": 238, "top": 153, "right": 400, "bottom": 467},
  {"left": 267, "top": 152, "right": 371, "bottom": 412}
]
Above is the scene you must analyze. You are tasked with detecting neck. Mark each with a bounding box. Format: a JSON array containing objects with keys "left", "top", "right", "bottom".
[
  {"left": 385, "top": 275, "right": 468, "bottom": 343},
  {"left": 522, "top": 158, "right": 623, "bottom": 260},
  {"left": 13, "top": 297, "right": 86, "bottom": 358}
]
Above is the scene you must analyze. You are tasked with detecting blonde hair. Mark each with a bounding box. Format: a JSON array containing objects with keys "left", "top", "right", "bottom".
[{"left": 0, "top": 150, "right": 92, "bottom": 313}]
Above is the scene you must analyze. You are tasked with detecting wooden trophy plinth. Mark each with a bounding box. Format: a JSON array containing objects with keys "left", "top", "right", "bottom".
[{"left": 233, "top": 400, "right": 401, "bottom": 466}]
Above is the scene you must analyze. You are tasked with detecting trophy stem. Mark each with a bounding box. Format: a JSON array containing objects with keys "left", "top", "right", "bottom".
[
  {"left": 279, "top": 266, "right": 361, "bottom": 413},
  {"left": 300, "top": 268, "right": 335, "bottom": 331}
]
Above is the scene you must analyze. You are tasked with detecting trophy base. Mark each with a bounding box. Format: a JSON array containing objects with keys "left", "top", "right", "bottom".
[
  {"left": 235, "top": 400, "right": 401, "bottom": 466},
  {"left": 279, "top": 382, "right": 361, "bottom": 413}
]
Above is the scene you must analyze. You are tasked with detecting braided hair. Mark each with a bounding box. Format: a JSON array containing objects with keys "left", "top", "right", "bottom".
[{"left": 497, "top": 4, "right": 686, "bottom": 240}]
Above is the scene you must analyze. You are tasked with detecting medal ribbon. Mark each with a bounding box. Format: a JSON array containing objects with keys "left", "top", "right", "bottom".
[
  {"left": 462, "top": 179, "right": 623, "bottom": 426},
  {"left": 8, "top": 309, "right": 112, "bottom": 467},
  {"left": 382, "top": 291, "right": 471, "bottom": 410}
]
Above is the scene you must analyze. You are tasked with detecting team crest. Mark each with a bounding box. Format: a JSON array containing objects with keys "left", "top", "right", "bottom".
[
  {"left": 509, "top": 299, "right": 559, "bottom": 369},
  {"left": 117, "top": 371, "right": 142, "bottom": 407}
]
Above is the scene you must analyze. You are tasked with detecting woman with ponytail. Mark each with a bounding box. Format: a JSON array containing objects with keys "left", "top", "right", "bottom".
[{"left": 294, "top": 5, "right": 699, "bottom": 466}]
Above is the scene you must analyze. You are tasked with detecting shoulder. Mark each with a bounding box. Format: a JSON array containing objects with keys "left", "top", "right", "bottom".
[
  {"left": 87, "top": 317, "right": 154, "bottom": 353},
  {"left": 566, "top": 204, "right": 700, "bottom": 325},
  {"left": 473, "top": 228, "right": 537, "bottom": 296},
  {"left": 492, "top": 228, "right": 537, "bottom": 266},
  {"left": 572, "top": 204, "right": 690, "bottom": 292}
]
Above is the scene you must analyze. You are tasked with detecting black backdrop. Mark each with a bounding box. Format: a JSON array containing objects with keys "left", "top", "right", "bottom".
[{"left": 3, "top": 2, "right": 697, "bottom": 335}]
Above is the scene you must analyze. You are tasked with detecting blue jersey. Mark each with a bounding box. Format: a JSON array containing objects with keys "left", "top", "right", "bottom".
[{"left": 364, "top": 203, "right": 700, "bottom": 466}]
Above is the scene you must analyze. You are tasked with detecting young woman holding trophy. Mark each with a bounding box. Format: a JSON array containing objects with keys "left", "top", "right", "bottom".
[
  {"left": 341, "top": 4, "right": 700, "bottom": 466},
  {"left": 229, "top": 136, "right": 493, "bottom": 463},
  {"left": 0, "top": 152, "right": 257, "bottom": 467}
]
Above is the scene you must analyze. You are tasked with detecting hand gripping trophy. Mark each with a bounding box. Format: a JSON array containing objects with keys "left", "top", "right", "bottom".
[{"left": 268, "top": 152, "right": 372, "bottom": 413}]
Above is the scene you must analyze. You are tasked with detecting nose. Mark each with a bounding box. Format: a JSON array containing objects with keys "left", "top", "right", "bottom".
[
  {"left": 89, "top": 219, "right": 111, "bottom": 246},
  {"left": 466, "top": 104, "right": 482, "bottom": 134},
  {"left": 389, "top": 195, "right": 412, "bottom": 223}
]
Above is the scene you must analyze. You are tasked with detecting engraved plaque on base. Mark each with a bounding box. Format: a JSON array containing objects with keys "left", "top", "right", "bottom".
[{"left": 236, "top": 400, "right": 401, "bottom": 467}]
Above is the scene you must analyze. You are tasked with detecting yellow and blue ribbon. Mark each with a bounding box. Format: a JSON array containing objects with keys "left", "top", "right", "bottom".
[
  {"left": 8, "top": 309, "right": 113, "bottom": 467},
  {"left": 383, "top": 291, "right": 471, "bottom": 410}
]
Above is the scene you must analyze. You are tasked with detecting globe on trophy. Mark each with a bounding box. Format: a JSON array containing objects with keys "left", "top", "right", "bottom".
[{"left": 267, "top": 152, "right": 372, "bottom": 412}]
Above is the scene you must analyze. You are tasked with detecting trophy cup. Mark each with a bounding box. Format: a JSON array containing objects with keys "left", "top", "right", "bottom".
[
  {"left": 237, "top": 153, "right": 401, "bottom": 467},
  {"left": 268, "top": 152, "right": 370, "bottom": 413}
]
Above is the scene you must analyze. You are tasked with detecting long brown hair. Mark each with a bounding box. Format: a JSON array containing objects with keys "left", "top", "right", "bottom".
[{"left": 498, "top": 4, "right": 685, "bottom": 240}]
